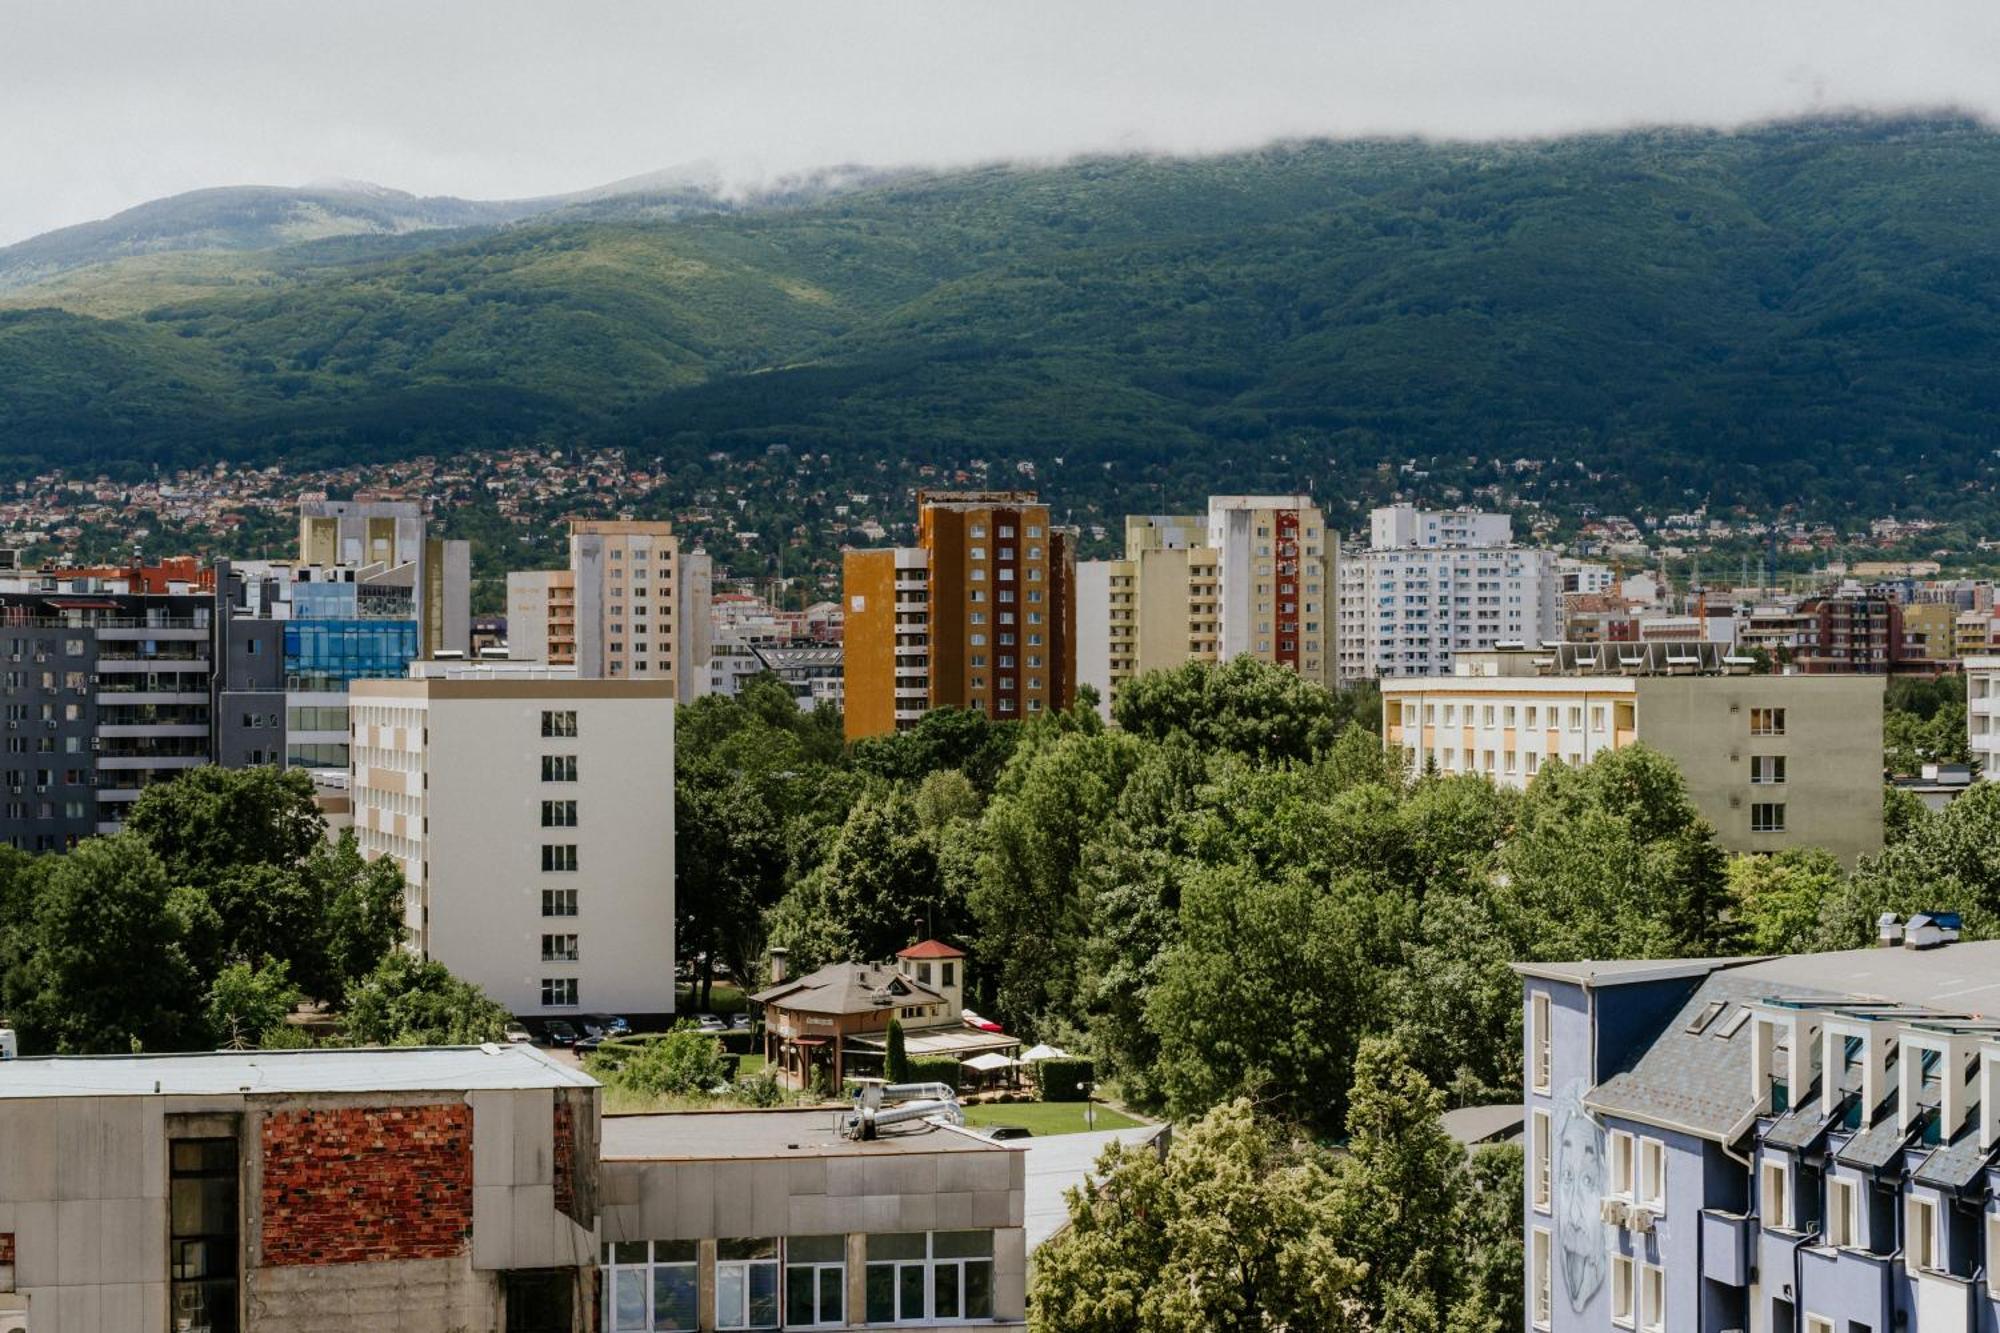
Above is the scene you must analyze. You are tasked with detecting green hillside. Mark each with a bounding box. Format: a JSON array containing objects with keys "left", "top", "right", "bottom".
[{"left": 7, "top": 118, "right": 2000, "bottom": 518}]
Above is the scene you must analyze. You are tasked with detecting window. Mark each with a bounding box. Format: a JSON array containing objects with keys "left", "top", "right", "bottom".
[
  {"left": 866, "top": 1232, "right": 929, "bottom": 1324},
  {"left": 541, "top": 710, "right": 578, "bottom": 737},
  {"left": 716, "top": 1237, "right": 780, "bottom": 1329},
  {"left": 1530, "top": 991, "right": 1552, "bottom": 1093},
  {"left": 785, "top": 1235, "right": 845, "bottom": 1327},
  {"left": 941, "top": 961, "right": 956, "bottom": 987},
  {"left": 1532, "top": 1110, "right": 1552, "bottom": 1211},
  {"left": 932, "top": 1231, "right": 994, "bottom": 1321},
  {"left": 1827, "top": 1177, "right": 1857, "bottom": 1248},
  {"left": 1531, "top": 1227, "right": 1552, "bottom": 1330},
  {"left": 170, "top": 1138, "right": 239, "bottom": 1333},
  {"left": 1567, "top": 706, "right": 1583, "bottom": 732},
  {"left": 541, "top": 977, "right": 578, "bottom": 1008},
  {"left": 1639, "top": 1262, "right": 1664, "bottom": 1333},
  {"left": 542, "top": 800, "right": 577, "bottom": 827},
  {"left": 541, "top": 754, "right": 578, "bottom": 782},
  {"left": 1988, "top": 1215, "right": 2000, "bottom": 1296},
  {"left": 604, "top": 1240, "right": 697, "bottom": 1331},
  {"left": 542, "top": 889, "right": 578, "bottom": 917},
  {"left": 1751, "top": 802, "right": 1786, "bottom": 834},
  {"left": 541, "top": 934, "right": 578, "bottom": 962},
  {"left": 1609, "top": 1130, "right": 1635, "bottom": 1199},
  {"left": 1610, "top": 1254, "right": 1636, "bottom": 1328},
  {"left": 1762, "top": 1158, "right": 1790, "bottom": 1230},
  {"left": 1751, "top": 707, "right": 1787, "bottom": 736},
  {"left": 1752, "top": 755, "right": 1787, "bottom": 785},
  {"left": 1804, "top": 1316, "right": 1834, "bottom": 1333},
  {"left": 1639, "top": 1138, "right": 1665, "bottom": 1211},
  {"left": 542, "top": 844, "right": 578, "bottom": 872},
  {"left": 1908, "top": 1196, "right": 1938, "bottom": 1273}
]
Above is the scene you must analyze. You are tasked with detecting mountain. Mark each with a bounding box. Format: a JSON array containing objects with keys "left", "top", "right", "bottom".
[{"left": 5, "top": 117, "right": 2000, "bottom": 522}]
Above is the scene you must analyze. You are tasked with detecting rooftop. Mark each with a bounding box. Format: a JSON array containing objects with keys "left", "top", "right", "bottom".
[
  {"left": 602, "top": 1107, "right": 1007, "bottom": 1160},
  {"left": 1021, "top": 1126, "right": 1166, "bottom": 1251},
  {"left": 0, "top": 1044, "right": 595, "bottom": 1100},
  {"left": 897, "top": 940, "right": 967, "bottom": 961},
  {"left": 752, "top": 962, "right": 949, "bottom": 1016}
]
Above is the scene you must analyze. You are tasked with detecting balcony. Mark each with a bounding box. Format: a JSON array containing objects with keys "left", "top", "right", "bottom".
[{"left": 1700, "top": 1209, "right": 1753, "bottom": 1286}]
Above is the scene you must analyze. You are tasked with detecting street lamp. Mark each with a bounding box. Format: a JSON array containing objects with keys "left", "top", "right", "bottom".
[{"left": 1081, "top": 1080, "right": 1095, "bottom": 1131}]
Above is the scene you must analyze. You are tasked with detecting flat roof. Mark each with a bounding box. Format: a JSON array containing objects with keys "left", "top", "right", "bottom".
[
  {"left": 1020, "top": 1126, "right": 1166, "bottom": 1251},
  {"left": 1511, "top": 958, "right": 1765, "bottom": 988},
  {"left": 0, "top": 1044, "right": 596, "bottom": 1099},
  {"left": 602, "top": 1107, "right": 1008, "bottom": 1160},
  {"left": 1730, "top": 943, "right": 2000, "bottom": 1013}
]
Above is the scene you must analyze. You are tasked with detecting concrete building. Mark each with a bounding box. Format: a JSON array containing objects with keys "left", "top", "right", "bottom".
[
  {"left": 1901, "top": 602, "right": 1959, "bottom": 665},
  {"left": 675, "top": 551, "right": 713, "bottom": 706},
  {"left": 570, "top": 521, "right": 680, "bottom": 689},
  {"left": 1338, "top": 504, "right": 1560, "bottom": 681},
  {"left": 351, "top": 665, "right": 676, "bottom": 1021},
  {"left": 1383, "top": 643, "right": 1885, "bottom": 863},
  {"left": 600, "top": 1107, "right": 1028, "bottom": 1330},
  {"left": 1517, "top": 933, "right": 2000, "bottom": 1333},
  {"left": 509, "top": 569, "right": 578, "bottom": 668},
  {"left": 843, "top": 495, "right": 1075, "bottom": 741},
  {"left": 0, "top": 1044, "right": 598, "bottom": 1332},
  {"left": 1964, "top": 658, "right": 2000, "bottom": 779},
  {"left": 753, "top": 942, "right": 1017, "bottom": 1091}
]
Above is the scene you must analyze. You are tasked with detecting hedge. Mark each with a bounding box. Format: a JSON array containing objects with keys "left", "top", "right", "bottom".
[
  {"left": 907, "top": 1056, "right": 961, "bottom": 1092},
  {"left": 1037, "top": 1057, "right": 1096, "bottom": 1102}
]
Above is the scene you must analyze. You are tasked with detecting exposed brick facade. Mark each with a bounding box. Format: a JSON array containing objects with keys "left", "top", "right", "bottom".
[
  {"left": 260, "top": 1104, "right": 473, "bottom": 1267},
  {"left": 0, "top": 1230, "right": 13, "bottom": 1263},
  {"left": 553, "top": 1098, "right": 577, "bottom": 1223}
]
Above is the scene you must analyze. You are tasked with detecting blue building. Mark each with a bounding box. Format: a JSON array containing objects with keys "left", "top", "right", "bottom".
[{"left": 1520, "top": 922, "right": 2000, "bottom": 1333}]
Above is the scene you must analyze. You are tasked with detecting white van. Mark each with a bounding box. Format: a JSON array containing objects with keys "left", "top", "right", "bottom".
[{"left": 0, "top": 1027, "right": 16, "bottom": 1060}]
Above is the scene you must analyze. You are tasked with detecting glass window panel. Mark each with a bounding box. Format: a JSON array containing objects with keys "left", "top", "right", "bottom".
[
  {"left": 899, "top": 1264, "right": 926, "bottom": 1321},
  {"left": 935, "top": 1263, "right": 960, "bottom": 1318},
  {"left": 819, "top": 1267, "right": 844, "bottom": 1324},
  {"left": 717, "top": 1266, "right": 746, "bottom": 1327},
  {"left": 652, "top": 1265, "right": 697, "bottom": 1330},
  {"left": 718, "top": 1237, "right": 778, "bottom": 1261},
  {"left": 787, "top": 1234, "right": 843, "bottom": 1263},
  {"left": 866, "top": 1267, "right": 897, "bottom": 1323},
  {"left": 965, "top": 1260, "right": 994, "bottom": 1318},
  {"left": 932, "top": 1230, "right": 994, "bottom": 1258},
  {"left": 868, "top": 1232, "right": 928, "bottom": 1262},
  {"left": 748, "top": 1264, "right": 779, "bottom": 1327},
  {"left": 653, "top": 1239, "right": 697, "bottom": 1264},
  {"left": 786, "top": 1268, "right": 817, "bottom": 1326},
  {"left": 611, "top": 1268, "right": 648, "bottom": 1330},
  {"left": 611, "top": 1241, "right": 648, "bottom": 1264}
]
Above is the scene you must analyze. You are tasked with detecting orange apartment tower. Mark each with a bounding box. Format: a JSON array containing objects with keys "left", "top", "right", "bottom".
[{"left": 843, "top": 492, "right": 1075, "bottom": 741}]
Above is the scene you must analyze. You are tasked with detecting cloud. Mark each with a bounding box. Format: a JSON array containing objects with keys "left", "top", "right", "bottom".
[{"left": 4, "top": 0, "right": 1998, "bottom": 245}]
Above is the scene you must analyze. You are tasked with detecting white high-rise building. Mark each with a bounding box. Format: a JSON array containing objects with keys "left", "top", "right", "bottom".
[
  {"left": 1338, "top": 504, "right": 1559, "bottom": 680},
  {"left": 350, "top": 663, "right": 676, "bottom": 1020}
]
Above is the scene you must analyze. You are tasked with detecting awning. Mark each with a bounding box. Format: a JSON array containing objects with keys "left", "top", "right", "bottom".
[
  {"left": 787, "top": 1037, "right": 829, "bottom": 1047},
  {"left": 962, "top": 1052, "right": 1016, "bottom": 1073},
  {"left": 1021, "top": 1043, "right": 1069, "bottom": 1064}
]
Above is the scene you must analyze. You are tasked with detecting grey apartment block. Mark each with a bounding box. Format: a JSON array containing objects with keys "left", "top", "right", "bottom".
[{"left": 1519, "top": 935, "right": 2000, "bottom": 1333}]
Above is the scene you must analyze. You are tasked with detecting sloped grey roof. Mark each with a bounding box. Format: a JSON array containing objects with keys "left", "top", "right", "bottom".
[
  {"left": 1837, "top": 1097, "right": 1922, "bottom": 1171},
  {"left": 1585, "top": 972, "right": 1838, "bottom": 1140},
  {"left": 1913, "top": 1112, "right": 1993, "bottom": 1190},
  {"left": 751, "top": 962, "right": 947, "bottom": 1016},
  {"left": 1764, "top": 1089, "right": 1844, "bottom": 1151}
]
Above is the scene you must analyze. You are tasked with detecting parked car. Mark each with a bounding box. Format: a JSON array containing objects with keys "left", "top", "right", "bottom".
[
  {"left": 545, "top": 1020, "right": 579, "bottom": 1047},
  {"left": 695, "top": 1013, "right": 727, "bottom": 1033},
  {"left": 574, "top": 1032, "right": 606, "bottom": 1055},
  {"left": 978, "top": 1125, "right": 1034, "bottom": 1141},
  {"left": 580, "top": 1014, "right": 629, "bottom": 1038},
  {"left": 729, "top": 1013, "right": 752, "bottom": 1031},
  {"left": 503, "top": 1025, "right": 533, "bottom": 1045}
]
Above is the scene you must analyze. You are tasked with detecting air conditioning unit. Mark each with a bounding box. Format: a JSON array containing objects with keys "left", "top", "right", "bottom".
[
  {"left": 1629, "top": 1208, "right": 1658, "bottom": 1235},
  {"left": 1600, "top": 1198, "right": 1632, "bottom": 1228}
]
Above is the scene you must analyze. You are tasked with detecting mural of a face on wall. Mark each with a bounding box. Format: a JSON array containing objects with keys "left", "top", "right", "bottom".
[{"left": 1553, "top": 1083, "right": 1606, "bottom": 1312}]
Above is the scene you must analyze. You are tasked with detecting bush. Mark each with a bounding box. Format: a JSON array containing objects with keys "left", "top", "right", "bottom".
[
  {"left": 735, "top": 1068, "right": 785, "bottom": 1107},
  {"left": 908, "top": 1055, "right": 961, "bottom": 1091},
  {"left": 586, "top": 1024, "right": 730, "bottom": 1098},
  {"left": 886, "top": 1019, "right": 910, "bottom": 1083},
  {"left": 719, "top": 1029, "right": 759, "bottom": 1055},
  {"left": 1038, "top": 1057, "right": 1096, "bottom": 1102}
]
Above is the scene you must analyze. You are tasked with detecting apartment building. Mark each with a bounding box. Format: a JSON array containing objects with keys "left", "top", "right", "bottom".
[
  {"left": 1518, "top": 930, "right": 2000, "bottom": 1333},
  {"left": 1964, "top": 657, "right": 2000, "bottom": 779},
  {"left": 350, "top": 664, "right": 676, "bottom": 1020},
  {"left": 1382, "top": 643, "right": 1885, "bottom": 863},
  {"left": 508, "top": 569, "right": 578, "bottom": 667},
  {"left": 1338, "top": 504, "right": 1559, "bottom": 681},
  {"left": 0, "top": 1044, "right": 598, "bottom": 1332},
  {"left": 571, "top": 520, "right": 679, "bottom": 689},
  {"left": 843, "top": 494, "right": 1075, "bottom": 741}
]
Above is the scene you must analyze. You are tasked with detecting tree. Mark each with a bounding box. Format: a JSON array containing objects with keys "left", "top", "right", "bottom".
[
  {"left": 1112, "top": 658, "right": 1358, "bottom": 765},
  {"left": 1822, "top": 780, "right": 2000, "bottom": 945},
  {"left": 125, "top": 765, "right": 324, "bottom": 886},
  {"left": 206, "top": 959, "right": 303, "bottom": 1049},
  {"left": 885, "top": 1018, "right": 910, "bottom": 1083},
  {"left": 852, "top": 706, "right": 1022, "bottom": 794},
  {"left": 1449, "top": 1145, "right": 1527, "bottom": 1333},
  {"left": 1030, "top": 1098, "right": 1357, "bottom": 1332},
  {"left": 1327, "top": 1038, "right": 1468, "bottom": 1331},
  {"left": 1727, "top": 849, "right": 1845, "bottom": 955},
  {"left": 343, "top": 953, "right": 509, "bottom": 1046},
  {"left": 2, "top": 835, "right": 202, "bottom": 1054}
]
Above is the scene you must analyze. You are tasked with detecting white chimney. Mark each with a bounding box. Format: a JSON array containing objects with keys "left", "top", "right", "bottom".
[
  {"left": 1877, "top": 913, "right": 1903, "bottom": 948},
  {"left": 768, "top": 946, "right": 788, "bottom": 985}
]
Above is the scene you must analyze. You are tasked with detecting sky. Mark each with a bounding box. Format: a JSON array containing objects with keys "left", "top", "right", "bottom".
[{"left": 5, "top": 0, "right": 2000, "bottom": 246}]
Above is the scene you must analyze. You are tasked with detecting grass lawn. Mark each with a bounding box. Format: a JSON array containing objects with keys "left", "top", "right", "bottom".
[
  {"left": 960, "top": 1101, "right": 1145, "bottom": 1136},
  {"left": 736, "top": 1053, "right": 766, "bottom": 1079},
  {"left": 679, "top": 982, "right": 748, "bottom": 1015}
]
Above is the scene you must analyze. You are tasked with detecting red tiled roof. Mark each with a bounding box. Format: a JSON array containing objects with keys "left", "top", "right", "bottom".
[{"left": 896, "top": 940, "right": 966, "bottom": 960}]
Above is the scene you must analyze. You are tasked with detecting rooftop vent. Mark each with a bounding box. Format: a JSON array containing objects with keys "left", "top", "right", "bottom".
[
  {"left": 1904, "top": 913, "right": 1962, "bottom": 951},
  {"left": 1878, "top": 913, "right": 1904, "bottom": 948}
]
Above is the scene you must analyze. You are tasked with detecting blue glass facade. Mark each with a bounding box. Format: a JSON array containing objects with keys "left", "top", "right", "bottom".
[
  {"left": 289, "top": 582, "right": 359, "bottom": 619},
  {"left": 283, "top": 619, "right": 419, "bottom": 687}
]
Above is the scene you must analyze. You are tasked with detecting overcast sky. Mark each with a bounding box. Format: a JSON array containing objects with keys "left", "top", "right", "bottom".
[{"left": 5, "top": 0, "right": 1999, "bottom": 246}]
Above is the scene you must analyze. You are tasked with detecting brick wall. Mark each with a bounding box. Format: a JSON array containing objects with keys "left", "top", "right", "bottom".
[
  {"left": 260, "top": 1103, "right": 473, "bottom": 1266},
  {"left": 0, "top": 1231, "right": 12, "bottom": 1264},
  {"left": 553, "top": 1098, "right": 577, "bottom": 1223}
]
